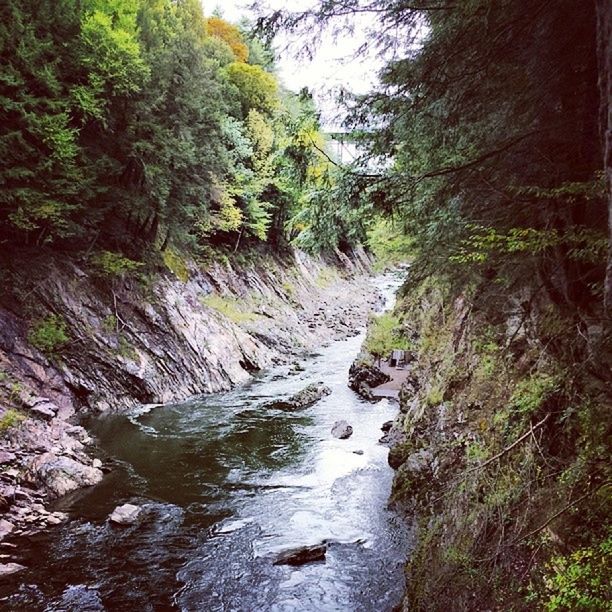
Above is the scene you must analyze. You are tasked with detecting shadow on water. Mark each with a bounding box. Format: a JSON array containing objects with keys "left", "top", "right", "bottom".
[{"left": 1, "top": 270, "right": 413, "bottom": 612}]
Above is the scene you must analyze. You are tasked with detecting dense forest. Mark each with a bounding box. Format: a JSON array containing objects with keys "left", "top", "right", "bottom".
[
  {"left": 0, "top": 0, "right": 366, "bottom": 263},
  {"left": 0, "top": 0, "right": 610, "bottom": 609}
]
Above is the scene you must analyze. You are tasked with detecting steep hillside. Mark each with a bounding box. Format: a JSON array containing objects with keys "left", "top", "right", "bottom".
[{"left": 378, "top": 278, "right": 611, "bottom": 611}]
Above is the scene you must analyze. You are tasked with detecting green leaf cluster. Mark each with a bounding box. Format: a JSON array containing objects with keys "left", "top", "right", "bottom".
[
  {"left": 0, "top": 1, "right": 351, "bottom": 258},
  {"left": 27, "top": 314, "right": 69, "bottom": 354}
]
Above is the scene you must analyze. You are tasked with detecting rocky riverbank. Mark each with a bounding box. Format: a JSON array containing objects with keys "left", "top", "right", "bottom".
[
  {"left": 369, "top": 278, "right": 610, "bottom": 610},
  {"left": 0, "top": 247, "right": 381, "bottom": 560}
]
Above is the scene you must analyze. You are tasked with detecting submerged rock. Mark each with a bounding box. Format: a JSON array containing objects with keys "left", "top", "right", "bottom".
[
  {"left": 273, "top": 543, "right": 327, "bottom": 566},
  {"left": 331, "top": 420, "right": 353, "bottom": 439},
  {"left": 109, "top": 503, "right": 142, "bottom": 526},
  {"left": 54, "top": 585, "right": 104, "bottom": 611},
  {"left": 267, "top": 382, "right": 331, "bottom": 410}
]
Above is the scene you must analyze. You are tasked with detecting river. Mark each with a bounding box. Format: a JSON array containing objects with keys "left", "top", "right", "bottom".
[{"left": 3, "top": 271, "right": 412, "bottom": 611}]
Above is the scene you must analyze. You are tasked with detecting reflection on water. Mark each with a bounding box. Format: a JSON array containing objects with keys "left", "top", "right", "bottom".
[{"left": 2, "top": 271, "right": 412, "bottom": 612}]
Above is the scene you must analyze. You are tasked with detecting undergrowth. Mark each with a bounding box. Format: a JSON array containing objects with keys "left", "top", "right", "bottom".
[
  {"left": 200, "top": 293, "right": 259, "bottom": 324},
  {"left": 389, "top": 276, "right": 611, "bottom": 611}
]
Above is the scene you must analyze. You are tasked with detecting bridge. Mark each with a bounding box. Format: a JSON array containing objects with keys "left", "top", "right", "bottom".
[{"left": 322, "top": 130, "right": 362, "bottom": 164}]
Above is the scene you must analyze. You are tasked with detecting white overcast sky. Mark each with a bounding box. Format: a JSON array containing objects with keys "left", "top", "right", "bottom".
[{"left": 203, "top": 1, "right": 381, "bottom": 128}]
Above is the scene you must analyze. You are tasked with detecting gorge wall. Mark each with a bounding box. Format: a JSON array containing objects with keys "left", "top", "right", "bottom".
[
  {"left": 0, "top": 247, "right": 379, "bottom": 537},
  {"left": 376, "top": 279, "right": 610, "bottom": 611}
]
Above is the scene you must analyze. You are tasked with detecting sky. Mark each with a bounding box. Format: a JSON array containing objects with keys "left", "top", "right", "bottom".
[{"left": 203, "top": 1, "right": 381, "bottom": 129}]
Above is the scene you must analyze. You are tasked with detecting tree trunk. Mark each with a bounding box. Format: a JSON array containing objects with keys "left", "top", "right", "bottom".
[{"left": 597, "top": 0, "right": 612, "bottom": 322}]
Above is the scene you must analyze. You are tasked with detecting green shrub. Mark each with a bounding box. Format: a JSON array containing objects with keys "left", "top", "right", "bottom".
[
  {"left": 424, "top": 384, "right": 444, "bottom": 407},
  {"left": 28, "top": 315, "right": 68, "bottom": 354},
  {"left": 200, "top": 294, "right": 258, "bottom": 324},
  {"left": 92, "top": 250, "right": 143, "bottom": 278},
  {"left": 533, "top": 536, "right": 612, "bottom": 611},
  {"left": 162, "top": 248, "right": 189, "bottom": 282},
  {"left": 367, "top": 218, "right": 415, "bottom": 270},
  {"left": 364, "top": 312, "right": 412, "bottom": 359},
  {"left": 0, "top": 409, "right": 26, "bottom": 435},
  {"left": 117, "top": 335, "right": 137, "bottom": 360},
  {"left": 102, "top": 314, "right": 117, "bottom": 333},
  {"left": 509, "top": 372, "right": 559, "bottom": 414}
]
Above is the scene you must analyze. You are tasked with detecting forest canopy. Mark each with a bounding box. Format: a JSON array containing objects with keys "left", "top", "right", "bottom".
[
  {"left": 257, "top": 0, "right": 610, "bottom": 322},
  {"left": 0, "top": 0, "right": 363, "bottom": 258}
]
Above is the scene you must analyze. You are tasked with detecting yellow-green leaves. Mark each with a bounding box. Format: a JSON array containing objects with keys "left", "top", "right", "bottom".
[
  {"left": 80, "top": 9, "right": 149, "bottom": 97},
  {"left": 223, "top": 62, "right": 278, "bottom": 117}
]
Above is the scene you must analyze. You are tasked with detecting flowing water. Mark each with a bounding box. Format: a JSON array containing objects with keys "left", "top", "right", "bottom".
[{"left": 3, "top": 272, "right": 412, "bottom": 612}]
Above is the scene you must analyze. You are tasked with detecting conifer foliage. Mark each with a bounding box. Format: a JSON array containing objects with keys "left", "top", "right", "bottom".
[{"left": 0, "top": 0, "right": 344, "bottom": 256}]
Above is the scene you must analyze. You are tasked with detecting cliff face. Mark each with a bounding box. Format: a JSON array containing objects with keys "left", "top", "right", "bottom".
[
  {"left": 0, "top": 247, "right": 379, "bottom": 535},
  {"left": 379, "top": 280, "right": 610, "bottom": 611}
]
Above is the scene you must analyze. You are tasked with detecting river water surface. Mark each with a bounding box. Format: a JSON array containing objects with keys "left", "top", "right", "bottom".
[{"left": 4, "top": 272, "right": 412, "bottom": 611}]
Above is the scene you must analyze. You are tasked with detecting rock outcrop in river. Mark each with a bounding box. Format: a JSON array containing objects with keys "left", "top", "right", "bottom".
[
  {"left": 266, "top": 382, "right": 331, "bottom": 410},
  {"left": 348, "top": 360, "right": 391, "bottom": 400}
]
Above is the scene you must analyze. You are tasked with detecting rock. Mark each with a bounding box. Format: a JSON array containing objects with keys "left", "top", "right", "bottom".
[
  {"left": 380, "top": 424, "right": 407, "bottom": 448},
  {"left": 0, "top": 519, "right": 14, "bottom": 541},
  {"left": 353, "top": 450, "right": 364, "bottom": 455},
  {"left": 92, "top": 459, "right": 102, "bottom": 469},
  {"left": 30, "top": 401, "right": 58, "bottom": 420},
  {"left": 47, "top": 512, "right": 68, "bottom": 525},
  {"left": 381, "top": 420, "right": 393, "bottom": 432},
  {"left": 267, "top": 382, "right": 332, "bottom": 410},
  {"left": 331, "top": 420, "right": 353, "bottom": 439},
  {"left": 273, "top": 543, "right": 327, "bottom": 566},
  {"left": 0, "top": 562, "right": 26, "bottom": 578},
  {"left": 348, "top": 360, "right": 390, "bottom": 399},
  {"left": 0, "top": 485, "right": 15, "bottom": 511},
  {"left": 54, "top": 585, "right": 104, "bottom": 611},
  {"left": 66, "top": 425, "right": 92, "bottom": 444},
  {"left": 393, "top": 449, "right": 435, "bottom": 495},
  {"left": 404, "top": 449, "right": 434, "bottom": 474},
  {"left": 388, "top": 441, "right": 413, "bottom": 469},
  {"left": 109, "top": 503, "right": 142, "bottom": 526},
  {"left": 357, "top": 382, "right": 374, "bottom": 400},
  {"left": 0, "top": 451, "right": 16, "bottom": 464},
  {"left": 31, "top": 454, "right": 103, "bottom": 497}
]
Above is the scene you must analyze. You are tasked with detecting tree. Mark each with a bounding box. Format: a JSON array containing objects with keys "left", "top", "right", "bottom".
[
  {"left": 596, "top": 0, "right": 612, "bottom": 322},
  {"left": 206, "top": 16, "right": 249, "bottom": 62},
  {"left": 0, "top": 0, "right": 84, "bottom": 246},
  {"left": 223, "top": 62, "right": 278, "bottom": 117}
]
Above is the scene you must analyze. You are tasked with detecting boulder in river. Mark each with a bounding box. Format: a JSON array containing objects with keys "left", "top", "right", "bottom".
[
  {"left": 109, "top": 503, "right": 142, "bottom": 526},
  {"left": 331, "top": 420, "right": 353, "bottom": 439},
  {"left": 31, "top": 454, "right": 103, "bottom": 497},
  {"left": 273, "top": 543, "right": 327, "bottom": 566},
  {"left": 348, "top": 361, "right": 390, "bottom": 400},
  {"left": 267, "top": 382, "right": 331, "bottom": 410}
]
